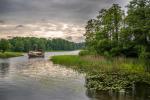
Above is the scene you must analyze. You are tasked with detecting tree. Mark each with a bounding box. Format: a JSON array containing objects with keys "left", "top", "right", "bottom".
[
  {"left": 85, "top": 0, "right": 150, "bottom": 58},
  {"left": 84, "top": 19, "right": 98, "bottom": 51},
  {"left": 125, "top": 0, "right": 150, "bottom": 58},
  {"left": 0, "top": 39, "right": 10, "bottom": 53},
  {"left": 85, "top": 4, "right": 124, "bottom": 56},
  {"left": 14, "top": 41, "right": 24, "bottom": 52},
  {"left": 7, "top": 37, "right": 84, "bottom": 52}
]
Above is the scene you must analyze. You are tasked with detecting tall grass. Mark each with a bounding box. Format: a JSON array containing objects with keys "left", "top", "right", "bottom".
[
  {"left": 51, "top": 55, "right": 150, "bottom": 91},
  {"left": 0, "top": 52, "right": 23, "bottom": 58},
  {"left": 51, "top": 55, "right": 147, "bottom": 73}
]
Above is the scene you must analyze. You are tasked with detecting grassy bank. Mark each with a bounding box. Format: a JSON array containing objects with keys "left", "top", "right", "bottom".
[
  {"left": 51, "top": 55, "right": 150, "bottom": 91},
  {"left": 0, "top": 52, "right": 23, "bottom": 58}
]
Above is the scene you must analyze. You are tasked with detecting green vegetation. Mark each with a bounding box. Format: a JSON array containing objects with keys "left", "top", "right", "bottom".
[
  {"left": 0, "top": 39, "right": 23, "bottom": 58},
  {"left": 0, "top": 37, "right": 84, "bottom": 52},
  {"left": 0, "top": 52, "right": 23, "bottom": 58},
  {"left": 0, "top": 39, "right": 10, "bottom": 53},
  {"left": 85, "top": 0, "right": 150, "bottom": 58},
  {"left": 51, "top": 55, "right": 150, "bottom": 91},
  {"left": 79, "top": 50, "right": 96, "bottom": 56},
  {"left": 51, "top": 0, "right": 150, "bottom": 92},
  {"left": 0, "top": 37, "right": 84, "bottom": 58}
]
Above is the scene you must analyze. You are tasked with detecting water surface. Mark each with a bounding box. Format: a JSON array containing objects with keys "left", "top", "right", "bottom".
[{"left": 0, "top": 51, "right": 149, "bottom": 100}]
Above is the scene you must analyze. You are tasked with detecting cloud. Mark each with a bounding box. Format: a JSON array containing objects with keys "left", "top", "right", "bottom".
[
  {"left": 0, "top": 0, "right": 130, "bottom": 42},
  {"left": 0, "top": 22, "right": 85, "bottom": 42},
  {"left": 0, "top": 0, "right": 129, "bottom": 24},
  {"left": 16, "top": 25, "right": 24, "bottom": 29}
]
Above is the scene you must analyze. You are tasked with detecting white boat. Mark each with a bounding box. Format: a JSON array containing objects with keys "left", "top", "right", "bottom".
[{"left": 28, "top": 50, "right": 45, "bottom": 58}]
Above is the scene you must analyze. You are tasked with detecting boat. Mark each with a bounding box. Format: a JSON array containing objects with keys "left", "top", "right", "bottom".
[{"left": 28, "top": 50, "right": 45, "bottom": 58}]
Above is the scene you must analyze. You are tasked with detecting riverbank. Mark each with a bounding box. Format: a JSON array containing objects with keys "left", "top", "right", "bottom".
[
  {"left": 0, "top": 52, "right": 23, "bottom": 58},
  {"left": 51, "top": 55, "right": 150, "bottom": 91}
]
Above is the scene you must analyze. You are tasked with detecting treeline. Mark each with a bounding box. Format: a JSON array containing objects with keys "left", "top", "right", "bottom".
[
  {"left": 85, "top": 0, "right": 150, "bottom": 58},
  {"left": 0, "top": 37, "right": 84, "bottom": 52}
]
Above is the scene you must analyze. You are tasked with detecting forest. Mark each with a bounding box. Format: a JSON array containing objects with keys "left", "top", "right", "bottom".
[
  {"left": 85, "top": 0, "right": 150, "bottom": 59},
  {"left": 0, "top": 37, "right": 84, "bottom": 52}
]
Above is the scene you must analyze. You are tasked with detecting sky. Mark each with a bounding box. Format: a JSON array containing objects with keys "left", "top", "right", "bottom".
[{"left": 0, "top": 0, "right": 130, "bottom": 42}]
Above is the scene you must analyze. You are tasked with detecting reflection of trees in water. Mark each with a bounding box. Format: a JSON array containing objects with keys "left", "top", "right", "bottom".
[
  {"left": 86, "top": 90, "right": 128, "bottom": 100},
  {"left": 85, "top": 82, "right": 150, "bottom": 100},
  {"left": 134, "top": 82, "right": 150, "bottom": 100},
  {"left": 143, "top": 60, "right": 150, "bottom": 72},
  {"left": 0, "top": 63, "right": 9, "bottom": 78},
  {"left": 86, "top": 90, "right": 112, "bottom": 100}
]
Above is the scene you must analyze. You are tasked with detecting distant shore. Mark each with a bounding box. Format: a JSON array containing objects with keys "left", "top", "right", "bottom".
[{"left": 0, "top": 52, "right": 23, "bottom": 58}]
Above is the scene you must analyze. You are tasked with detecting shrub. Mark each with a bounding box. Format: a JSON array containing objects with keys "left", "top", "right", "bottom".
[{"left": 79, "top": 50, "right": 91, "bottom": 56}]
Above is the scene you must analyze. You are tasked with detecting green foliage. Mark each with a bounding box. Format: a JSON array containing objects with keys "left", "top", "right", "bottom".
[
  {"left": 0, "top": 37, "right": 84, "bottom": 52},
  {"left": 0, "top": 39, "right": 10, "bottom": 53},
  {"left": 79, "top": 50, "right": 96, "bottom": 56},
  {"left": 85, "top": 0, "right": 150, "bottom": 58},
  {"left": 0, "top": 52, "right": 23, "bottom": 58},
  {"left": 95, "top": 39, "right": 111, "bottom": 55},
  {"left": 51, "top": 55, "right": 150, "bottom": 91},
  {"left": 125, "top": 0, "right": 150, "bottom": 58}
]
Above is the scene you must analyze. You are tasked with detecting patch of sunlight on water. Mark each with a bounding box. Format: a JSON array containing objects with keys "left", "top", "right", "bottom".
[
  {"left": 0, "top": 51, "right": 90, "bottom": 100},
  {"left": 19, "top": 60, "right": 84, "bottom": 80}
]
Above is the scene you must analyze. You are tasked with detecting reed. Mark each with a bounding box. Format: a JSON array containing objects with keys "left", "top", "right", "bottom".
[{"left": 51, "top": 55, "right": 150, "bottom": 91}]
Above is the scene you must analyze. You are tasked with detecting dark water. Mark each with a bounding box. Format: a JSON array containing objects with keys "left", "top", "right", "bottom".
[{"left": 0, "top": 51, "right": 149, "bottom": 100}]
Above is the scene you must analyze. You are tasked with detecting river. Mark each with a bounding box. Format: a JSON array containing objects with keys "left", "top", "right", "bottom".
[{"left": 0, "top": 51, "right": 149, "bottom": 100}]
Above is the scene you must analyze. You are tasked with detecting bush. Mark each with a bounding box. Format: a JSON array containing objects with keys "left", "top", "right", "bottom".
[
  {"left": 79, "top": 50, "right": 95, "bottom": 56},
  {"left": 95, "top": 40, "right": 111, "bottom": 55},
  {"left": 110, "top": 47, "right": 122, "bottom": 56},
  {"left": 79, "top": 50, "right": 91, "bottom": 56}
]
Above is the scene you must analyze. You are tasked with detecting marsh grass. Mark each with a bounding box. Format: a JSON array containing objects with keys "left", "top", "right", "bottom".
[
  {"left": 51, "top": 55, "right": 150, "bottom": 91},
  {"left": 51, "top": 55, "right": 147, "bottom": 73},
  {"left": 0, "top": 52, "right": 23, "bottom": 58}
]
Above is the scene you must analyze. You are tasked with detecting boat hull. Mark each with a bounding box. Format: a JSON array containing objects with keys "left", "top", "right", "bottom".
[{"left": 28, "top": 51, "right": 45, "bottom": 58}]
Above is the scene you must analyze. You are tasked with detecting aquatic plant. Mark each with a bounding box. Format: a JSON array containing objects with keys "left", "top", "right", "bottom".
[{"left": 51, "top": 55, "right": 150, "bottom": 91}]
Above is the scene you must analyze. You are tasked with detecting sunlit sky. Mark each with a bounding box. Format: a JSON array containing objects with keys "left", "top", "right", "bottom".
[{"left": 0, "top": 0, "right": 130, "bottom": 42}]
